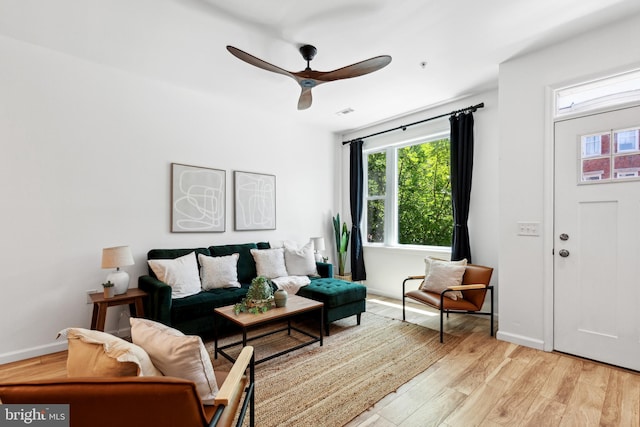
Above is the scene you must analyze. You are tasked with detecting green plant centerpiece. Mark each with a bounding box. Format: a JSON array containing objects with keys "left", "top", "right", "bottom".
[
  {"left": 332, "top": 213, "right": 351, "bottom": 276},
  {"left": 234, "top": 276, "right": 274, "bottom": 314}
]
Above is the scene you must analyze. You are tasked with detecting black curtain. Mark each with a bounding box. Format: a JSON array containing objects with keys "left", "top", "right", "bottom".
[
  {"left": 350, "top": 139, "right": 366, "bottom": 281},
  {"left": 449, "top": 112, "right": 474, "bottom": 262}
]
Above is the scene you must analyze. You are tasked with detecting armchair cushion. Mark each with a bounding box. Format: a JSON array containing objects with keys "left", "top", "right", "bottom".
[
  {"left": 130, "top": 318, "right": 218, "bottom": 404},
  {"left": 60, "top": 328, "right": 162, "bottom": 377},
  {"left": 420, "top": 257, "right": 467, "bottom": 300}
]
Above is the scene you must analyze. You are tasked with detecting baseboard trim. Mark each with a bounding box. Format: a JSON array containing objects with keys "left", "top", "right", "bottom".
[
  {"left": 0, "top": 340, "right": 68, "bottom": 365},
  {"left": 496, "top": 330, "right": 545, "bottom": 350},
  {"left": 0, "top": 327, "right": 131, "bottom": 365}
]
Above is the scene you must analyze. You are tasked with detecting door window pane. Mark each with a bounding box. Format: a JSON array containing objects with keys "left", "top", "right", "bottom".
[
  {"left": 614, "top": 129, "right": 639, "bottom": 153},
  {"left": 613, "top": 154, "right": 640, "bottom": 179},
  {"left": 580, "top": 128, "right": 640, "bottom": 183},
  {"left": 582, "top": 135, "right": 601, "bottom": 157}
]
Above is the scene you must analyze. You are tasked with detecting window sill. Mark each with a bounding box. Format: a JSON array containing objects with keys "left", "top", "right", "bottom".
[{"left": 363, "top": 244, "right": 451, "bottom": 257}]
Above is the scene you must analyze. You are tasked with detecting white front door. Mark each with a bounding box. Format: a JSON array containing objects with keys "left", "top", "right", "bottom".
[{"left": 554, "top": 105, "right": 640, "bottom": 371}]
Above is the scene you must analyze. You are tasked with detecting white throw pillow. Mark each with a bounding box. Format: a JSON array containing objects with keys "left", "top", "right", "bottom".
[
  {"left": 147, "top": 252, "right": 201, "bottom": 299},
  {"left": 420, "top": 257, "right": 468, "bottom": 300},
  {"left": 59, "top": 327, "right": 162, "bottom": 377},
  {"left": 250, "top": 248, "right": 288, "bottom": 279},
  {"left": 283, "top": 241, "right": 318, "bottom": 276},
  {"left": 130, "top": 318, "right": 218, "bottom": 405},
  {"left": 198, "top": 253, "right": 241, "bottom": 290}
]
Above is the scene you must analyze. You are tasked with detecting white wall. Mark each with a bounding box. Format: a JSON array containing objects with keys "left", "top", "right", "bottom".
[
  {"left": 498, "top": 13, "right": 640, "bottom": 350},
  {"left": 0, "top": 35, "right": 336, "bottom": 363},
  {"left": 339, "top": 90, "right": 500, "bottom": 306}
]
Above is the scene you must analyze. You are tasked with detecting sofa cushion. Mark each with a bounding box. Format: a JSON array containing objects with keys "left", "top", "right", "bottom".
[
  {"left": 60, "top": 328, "right": 161, "bottom": 377},
  {"left": 130, "top": 318, "right": 218, "bottom": 405},
  {"left": 251, "top": 248, "right": 288, "bottom": 279},
  {"left": 209, "top": 243, "right": 263, "bottom": 284},
  {"left": 170, "top": 286, "right": 250, "bottom": 325},
  {"left": 298, "top": 278, "right": 367, "bottom": 307},
  {"left": 148, "top": 252, "right": 202, "bottom": 299},
  {"left": 283, "top": 241, "right": 318, "bottom": 276},
  {"left": 147, "top": 248, "right": 211, "bottom": 277},
  {"left": 198, "top": 253, "right": 241, "bottom": 289}
]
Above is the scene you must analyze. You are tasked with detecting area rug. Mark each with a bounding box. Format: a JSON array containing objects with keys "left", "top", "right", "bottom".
[{"left": 207, "top": 311, "right": 461, "bottom": 427}]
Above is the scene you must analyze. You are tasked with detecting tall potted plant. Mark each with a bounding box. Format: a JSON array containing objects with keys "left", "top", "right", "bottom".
[{"left": 332, "top": 213, "right": 350, "bottom": 276}]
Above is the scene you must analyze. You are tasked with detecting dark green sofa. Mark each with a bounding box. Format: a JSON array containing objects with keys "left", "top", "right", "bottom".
[{"left": 138, "top": 242, "right": 366, "bottom": 337}]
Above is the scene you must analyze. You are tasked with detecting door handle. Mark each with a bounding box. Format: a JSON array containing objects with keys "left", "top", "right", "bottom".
[
  {"left": 559, "top": 249, "right": 570, "bottom": 257},
  {"left": 559, "top": 233, "right": 569, "bottom": 241}
]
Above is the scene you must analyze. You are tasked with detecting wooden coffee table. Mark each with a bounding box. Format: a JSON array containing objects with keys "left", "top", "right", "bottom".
[{"left": 214, "top": 295, "right": 323, "bottom": 365}]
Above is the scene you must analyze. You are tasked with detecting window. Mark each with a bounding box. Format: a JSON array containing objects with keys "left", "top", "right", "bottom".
[
  {"left": 365, "top": 132, "right": 453, "bottom": 247},
  {"left": 580, "top": 127, "right": 640, "bottom": 183},
  {"left": 556, "top": 69, "right": 640, "bottom": 117}
]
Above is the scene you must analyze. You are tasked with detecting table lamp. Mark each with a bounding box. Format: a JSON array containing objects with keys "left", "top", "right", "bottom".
[
  {"left": 311, "top": 237, "right": 325, "bottom": 262},
  {"left": 101, "top": 246, "right": 135, "bottom": 295}
]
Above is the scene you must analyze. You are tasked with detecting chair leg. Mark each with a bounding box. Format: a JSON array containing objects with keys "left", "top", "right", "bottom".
[
  {"left": 402, "top": 279, "right": 407, "bottom": 321},
  {"left": 439, "top": 307, "right": 444, "bottom": 343},
  {"left": 489, "top": 286, "right": 494, "bottom": 337}
]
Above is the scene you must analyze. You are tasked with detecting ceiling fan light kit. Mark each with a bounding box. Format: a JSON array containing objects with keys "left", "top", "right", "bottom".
[{"left": 226, "top": 44, "right": 391, "bottom": 110}]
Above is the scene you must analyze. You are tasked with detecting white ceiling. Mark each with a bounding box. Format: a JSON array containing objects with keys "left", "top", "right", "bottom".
[{"left": 2, "top": 0, "right": 640, "bottom": 134}]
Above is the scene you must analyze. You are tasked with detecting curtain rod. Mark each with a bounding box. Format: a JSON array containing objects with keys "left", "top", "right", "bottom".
[{"left": 341, "top": 102, "right": 484, "bottom": 145}]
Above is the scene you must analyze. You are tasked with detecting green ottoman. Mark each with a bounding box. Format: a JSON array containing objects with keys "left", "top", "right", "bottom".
[{"left": 297, "top": 278, "right": 367, "bottom": 335}]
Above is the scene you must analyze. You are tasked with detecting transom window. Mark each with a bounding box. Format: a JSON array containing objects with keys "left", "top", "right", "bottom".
[{"left": 556, "top": 69, "right": 640, "bottom": 117}]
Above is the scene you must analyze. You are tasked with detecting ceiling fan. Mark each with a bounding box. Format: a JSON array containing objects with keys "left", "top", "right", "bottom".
[{"left": 226, "top": 44, "right": 392, "bottom": 110}]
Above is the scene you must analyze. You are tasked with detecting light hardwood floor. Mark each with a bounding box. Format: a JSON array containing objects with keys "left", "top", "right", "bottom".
[
  {"left": 1, "top": 296, "right": 638, "bottom": 427},
  {"left": 348, "top": 296, "right": 640, "bottom": 427}
]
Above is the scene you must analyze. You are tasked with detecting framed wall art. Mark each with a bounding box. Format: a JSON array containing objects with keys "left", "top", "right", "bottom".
[
  {"left": 234, "top": 171, "right": 276, "bottom": 231},
  {"left": 171, "top": 163, "right": 225, "bottom": 232}
]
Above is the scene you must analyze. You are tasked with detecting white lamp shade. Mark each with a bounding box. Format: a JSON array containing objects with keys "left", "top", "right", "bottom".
[
  {"left": 101, "top": 246, "right": 134, "bottom": 269},
  {"left": 311, "top": 237, "right": 325, "bottom": 252}
]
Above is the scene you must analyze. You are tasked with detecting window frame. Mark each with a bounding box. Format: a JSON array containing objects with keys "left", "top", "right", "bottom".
[{"left": 363, "top": 130, "right": 451, "bottom": 250}]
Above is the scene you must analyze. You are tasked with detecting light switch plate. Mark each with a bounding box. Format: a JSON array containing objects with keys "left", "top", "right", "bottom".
[{"left": 517, "top": 221, "right": 540, "bottom": 236}]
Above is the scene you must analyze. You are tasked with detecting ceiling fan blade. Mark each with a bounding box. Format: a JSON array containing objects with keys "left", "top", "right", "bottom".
[
  {"left": 298, "top": 87, "right": 313, "bottom": 110},
  {"left": 317, "top": 55, "right": 392, "bottom": 81},
  {"left": 226, "top": 45, "right": 295, "bottom": 80}
]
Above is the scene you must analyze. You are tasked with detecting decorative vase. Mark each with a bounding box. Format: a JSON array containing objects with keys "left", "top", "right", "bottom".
[
  {"left": 274, "top": 289, "right": 288, "bottom": 307},
  {"left": 103, "top": 287, "right": 115, "bottom": 299}
]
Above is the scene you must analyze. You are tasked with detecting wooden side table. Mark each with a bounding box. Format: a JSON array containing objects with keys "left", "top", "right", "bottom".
[{"left": 89, "top": 288, "right": 148, "bottom": 332}]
